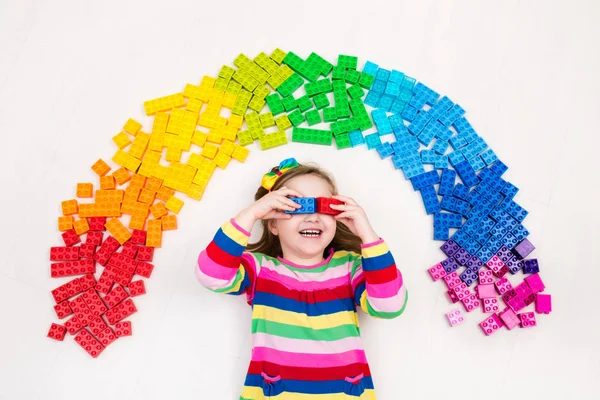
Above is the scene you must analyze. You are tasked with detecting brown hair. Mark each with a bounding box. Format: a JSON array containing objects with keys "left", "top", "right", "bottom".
[{"left": 246, "top": 161, "right": 362, "bottom": 258}]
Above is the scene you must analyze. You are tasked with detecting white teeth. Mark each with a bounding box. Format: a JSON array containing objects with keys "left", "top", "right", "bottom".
[{"left": 299, "top": 229, "right": 322, "bottom": 237}]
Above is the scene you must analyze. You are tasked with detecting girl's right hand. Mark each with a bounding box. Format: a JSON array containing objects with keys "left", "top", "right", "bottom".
[{"left": 248, "top": 186, "right": 303, "bottom": 220}]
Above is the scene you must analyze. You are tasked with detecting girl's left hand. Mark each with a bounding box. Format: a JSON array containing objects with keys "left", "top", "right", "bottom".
[{"left": 329, "top": 195, "right": 380, "bottom": 243}]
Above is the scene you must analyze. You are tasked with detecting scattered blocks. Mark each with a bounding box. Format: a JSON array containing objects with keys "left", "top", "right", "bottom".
[
  {"left": 446, "top": 309, "right": 464, "bottom": 327},
  {"left": 47, "top": 323, "right": 67, "bottom": 341}
]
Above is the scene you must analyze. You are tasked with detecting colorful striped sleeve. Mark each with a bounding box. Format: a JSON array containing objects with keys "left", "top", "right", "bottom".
[
  {"left": 195, "top": 218, "right": 257, "bottom": 300},
  {"left": 350, "top": 238, "right": 408, "bottom": 319}
]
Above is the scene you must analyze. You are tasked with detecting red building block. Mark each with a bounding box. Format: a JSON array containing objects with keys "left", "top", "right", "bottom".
[
  {"left": 79, "top": 243, "right": 96, "bottom": 259},
  {"left": 121, "top": 242, "right": 138, "bottom": 259},
  {"left": 47, "top": 323, "right": 67, "bottom": 341},
  {"left": 130, "top": 229, "right": 147, "bottom": 245},
  {"left": 50, "top": 246, "right": 80, "bottom": 261},
  {"left": 87, "top": 315, "right": 109, "bottom": 336},
  {"left": 94, "top": 236, "right": 120, "bottom": 266},
  {"left": 108, "top": 253, "right": 137, "bottom": 275},
  {"left": 135, "top": 261, "right": 154, "bottom": 278},
  {"left": 53, "top": 301, "right": 73, "bottom": 319},
  {"left": 70, "top": 295, "right": 94, "bottom": 326},
  {"left": 85, "top": 230, "right": 104, "bottom": 246},
  {"left": 82, "top": 288, "right": 108, "bottom": 316},
  {"left": 51, "top": 277, "right": 82, "bottom": 303},
  {"left": 105, "top": 298, "right": 137, "bottom": 325},
  {"left": 136, "top": 246, "right": 154, "bottom": 262},
  {"left": 50, "top": 259, "right": 96, "bottom": 278},
  {"left": 77, "top": 273, "right": 97, "bottom": 291},
  {"left": 103, "top": 284, "right": 128, "bottom": 309},
  {"left": 96, "top": 327, "right": 117, "bottom": 347},
  {"left": 128, "top": 280, "right": 146, "bottom": 297},
  {"left": 113, "top": 267, "right": 134, "bottom": 287},
  {"left": 64, "top": 315, "right": 84, "bottom": 335},
  {"left": 114, "top": 321, "right": 132, "bottom": 337},
  {"left": 89, "top": 217, "right": 107, "bottom": 231},
  {"left": 315, "top": 197, "right": 344, "bottom": 215},
  {"left": 61, "top": 229, "right": 81, "bottom": 246},
  {"left": 74, "top": 329, "right": 104, "bottom": 358},
  {"left": 96, "top": 268, "right": 116, "bottom": 294}
]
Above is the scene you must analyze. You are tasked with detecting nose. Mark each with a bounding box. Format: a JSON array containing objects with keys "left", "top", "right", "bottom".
[{"left": 303, "top": 212, "right": 320, "bottom": 222}]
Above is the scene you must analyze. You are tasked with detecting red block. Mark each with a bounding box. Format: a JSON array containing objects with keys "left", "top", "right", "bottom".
[
  {"left": 74, "top": 329, "right": 104, "bottom": 358},
  {"left": 121, "top": 242, "right": 138, "bottom": 259},
  {"left": 130, "top": 229, "right": 147, "bottom": 245},
  {"left": 108, "top": 253, "right": 137, "bottom": 275},
  {"left": 77, "top": 273, "right": 97, "bottom": 291},
  {"left": 105, "top": 298, "right": 137, "bottom": 325},
  {"left": 47, "top": 323, "right": 67, "bottom": 341},
  {"left": 79, "top": 243, "right": 96, "bottom": 259},
  {"left": 82, "top": 288, "right": 108, "bottom": 316},
  {"left": 70, "top": 295, "right": 94, "bottom": 326},
  {"left": 53, "top": 300, "right": 73, "bottom": 319},
  {"left": 128, "top": 280, "right": 146, "bottom": 297},
  {"left": 103, "top": 284, "right": 128, "bottom": 309},
  {"left": 89, "top": 217, "right": 106, "bottom": 231},
  {"left": 94, "top": 236, "right": 120, "bottom": 266},
  {"left": 50, "top": 246, "right": 80, "bottom": 261},
  {"left": 88, "top": 315, "right": 109, "bottom": 336},
  {"left": 136, "top": 246, "right": 154, "bottom": 262},
  {"left": 315, "top": 197, "right": 344, "bottom": 215},
  {"left": 85, "top": 230, "right": 104, "bottom": 246},
  {"left": 113, "top": 267, "right": 134, "bottom": 287},
  {"left": 51, "top": 277, "right": 82, "bottom": 303},
  {"left": 114, "top": 321, "right": 132, "bottom": 337},
  {"left": 64, "top": 315, "right": 84, "bottom": 335},
  {"left": 135, "top": 261, "right": 154, "bottom": 278},
  {"left": 96, "top": 268, "right": 116, "bottom": 294},
  {"left": 50, "top": 259, "right": 95, "bottom": 278},
  {"left": 61, "top": 229, "right": 81, "bottom": 246},
  {"left": 96, "top": 327, "right": 117, "bottom": 347}
]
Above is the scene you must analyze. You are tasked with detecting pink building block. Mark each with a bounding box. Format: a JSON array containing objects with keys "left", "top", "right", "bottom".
[
  {"left": 446, "top": 309, "right": 464, "bottom": 327},
  {"left": 428, "top": 263, "right": 447, "bottom": 281},
  {"left": 499, "top": 308, "right": 520, "bottom": 330},
  {"left": 461, "top": 293, "right": 480, "bottom": 312},
  {"left": 443, "top": 272, "right": 462, "bottom": 290},
  {"left": 486, "top": 256, "right": 509, "bottom": 277},
  {"left": 476, "top": 284, "right": 497, "bottom": 299},
  {"left": 536, "top": 294, "right": 552, "bottom": 314},
  {"left": 479, "top": 314, "right": 504, "bottom": 336},
  {"left": 495, "top": 277, "right": 513, "bottom": 295},
  {"left": 478, "top": 269, "right": 495, "bottom": 285},
  {"left": 524, "top": 273, "right": 545, "bottom": 294},
  {"left": 482, "top": 298, "right": 500, "bottom": 313},
  {"left": 447, "top": 290, "right": 459, "bottom": 303},
  {"left": 453, "top": 282, "right": 470, "bottom": 300},
  {"left": 519, "top": 312, "right": 537, "bottom": 328}
]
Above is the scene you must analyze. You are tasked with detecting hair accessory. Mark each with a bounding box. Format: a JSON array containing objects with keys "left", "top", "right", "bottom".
[{"left": 261, "top": 157, "right": 300, "bottom": 191}]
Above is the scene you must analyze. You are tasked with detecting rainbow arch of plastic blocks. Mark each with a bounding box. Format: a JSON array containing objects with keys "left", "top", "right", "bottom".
[{"left": 47, "top": 49, "right": 551, "bottom": 357}]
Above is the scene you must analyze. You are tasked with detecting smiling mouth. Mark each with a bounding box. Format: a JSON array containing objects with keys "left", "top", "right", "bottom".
[{"left": 299, "top": 229, "right": 322, "bottom": 238}]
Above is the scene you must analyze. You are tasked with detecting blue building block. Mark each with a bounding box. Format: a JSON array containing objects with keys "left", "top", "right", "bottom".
[
  {"left": 419, "top": 185, "right": 441, "bottom": 215},
  {"left": 389, "top": 69, "right": 405, "bottom": 84},
  {"left": 403, "top": 162, "right": 426, "bottom": 180},
  {"left": 432, "top": 138, "right": 449, "bottom": 155},
  {"left": 372, "top": 109, "right": 392, "bottom": 135},
  {"left": 377, "top": 95, "right": 394, "bottom": 112},
  {"left": 449, "top": 135, "right": 468, "bottom": 150},
  {"left": 384, "top": 81, "right": 401, "bottom": 97},
  {"left": 511, "top": 224, "right": 530, "bottom": 241},
  {"left": 408, "top": 111, "right": 432, "bottom": 135},
  {"left": 454, "top": 160, "right": 480, "bottom": 187},
  {"left": 421, "top": 150, "right": 439, "bottom": 164},
  {"left": 438, "top": 104, "right": 465, "bottom": 127},
  {"left": 365, "top": 133, "right": 382, "bottom": 150},
  {"left": 452, "top": 116, "right": 474, "bottom": 134},
  {"left": 401, "top": 104, "right": 419, "bottom": 122},
  {"left": 468, "top": 155, "right": 486, "bottom": 171},
  {"left": 475, "top": 246, "right": 494, "bottom": 263},
  {"left": 364, "top": 91, "right": 381, "bottom": 108},
  {"left": 362, "top": 61, "right": 379, "bottom": 76},
  {"left": 371, "top": 79, "right": 387, "bottom": 94},
  {"left": 375, "top": 68, "right": 391, "bottom": 81},
  {"left": 434, "top": 211, "right": 463, "bottom": 228},
  {"left": 502, "top": 199, "right": 529, "bottom": 222},
  {"left": 434, "top": 225, "right": 449, "bottom": 241},
  {"left": 490, "top": 159, "right": 508, "bottom": 176},
  {"left": 464, "top": 238, "right": 482, "bottom": 255},
  {"left": 439, "top": 168, "right": 456, "bottom": 196},
  {"left": 411, "top": 170, "right": 441, "bottom": 191},
  {"left": 376, "top": 142, "right": 394, "bottom": 159},
  {"left": 452, "top": 183, "right": 470, "bottom": 200},
  {"left": 390, "top": 99, "right": 407, "bottom": 114},
  {"left": 348, "top": 130, "right": 365, "bottom": 147},
  {"left": 401, "top": 75, "right": 416, "bottom": 90},
  {"left": 388, "top": 114, "right": 403, "bottom": 130},
  {"left": 285, "top": 197, "right": 316, "bottom": 214},
  {"left": 428, "top": 96, "right": 454, "bottom": 120},
  {"left": 451, "top": 229, "right": 470, "bottom": 248},
  {"left": 398, "top": 87, "right": 412, "bottom": 102},
  {"left": 500, "top": 181, "right": 519, "bottom": 200},
  {"left": 448, "top": 151, "right": 466, "bottom": 166},
  {"left": 435, "top": 155, "right": 448, "bottom": 169},
  {"left": 481, "top": 149, "right": 498, "bottom": 165},
  {"left": 502, "top": 232, "right": 520, "bottom": 249}
]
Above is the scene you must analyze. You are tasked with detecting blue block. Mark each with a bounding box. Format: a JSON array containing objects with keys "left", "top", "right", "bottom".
[
  {"left": 511, "top": 224, "right": 530, "bottom": 241},
  {"left": 365, "top": 133, "right": 382, "bottom": 150},
  {"left": 409, "top": 93, "right": 427, "bottom": 110},
  {"left": 348, "top": 130, "right": 365, "bottom": 147},
  {"left": 419, "top": 185, "right": 441, "bottom": 215},
  {"left": 421, "top": 150, "right": 439, "bottom": 164},
  {"left": 454, "top": 160, "right": 480, "bottom": 187},
  {"left": 490, "top": 160, "right": 508, "bottom": 176},
  {"left": 432, "top": 139, "right": 449, "bottom": 155},
  {"left": 390, "top": 99, "right": 407, "bottom": 114},
  {"left": 481, "top": 149, "right": 498, "bottom": 165},
  {"left": 451, "top": 229, "right": 470, "bottom": 248},
  {"left": 401, "top": 105, "right": 419, "bottom": 122},
  {"left": 439, "top": 104, "right": 466, "bottom": 127},
  {"left": 434, "top": 212, "right": 463, "bottom": 228},
  {"left": 411, "top": 170, "right": 441, "bottom": 191},
  {"left": 389, "top": 69, "right": 405, "bottom": 84},
  {"left": 434, "top": 225, "right": 449, "bottom": 241},
  {"left": 362, "top": 61, "right": 379, "bottom": 76},
  {"left": 364, "top": 91, "right": 381, "bottom": 108},
  {"left": 502, "top": 232, "right": 520, "bottom": 249},
  {"left": 453, "top": 117, "right": 474, "bottom": 134},
  {"left": 475, "top": 246, "right": 494, "bottom": 263},
  {"left": 377, "top": 95, "right": 394, "bottom": 112},
  {"left": 452, "top": 183, "right": 470, "bottom": 200},
  {"left": 375, "top": 68, "right": 391, "bottom": 81},
  {"left": 500, "top": 181, "right": 519, "bottom": 200},
  {"left": 468, "top": 155, "right": 486, "bottom": 171},
  {"left": 448, "top": 151, "right": 466, "bottom": 166},
  {"left": 408, "top": 111, "right": 432, "bottom": 135},
  {"left": 439, "top": 168, "right": 456, "bottom": 196},
  {"left": 376, "top": 142, "right": 394, "bottom": 159},
  {"left": 435, "top": 155, "right": 449, "bottom": 169},
  {"left": 401, "top": 75, "right": 416, "bottom": 90},
  {"left": 464, "top": 238, "right": 482, "bottom": 255},
  {"left": 285, "top": 197, "right": 316, "bottom": 214},
  {"left": 371, "top": 79, "right": 387, "bottom": 94},
  {"left": 428, "top": 96, "right": 454, "bottom": 120},
  {"left": 384, "top": 81, "right": 401, "bottom": 97},
  {"left": 403, "top": 162, "right": 426, "bottom": 180},
  {"left": 398, "top": 87, "right": 413, "bottom": 102},
  {"left": 388, "top": 114, "right": 403, "bottom": 130},
  {"left": 449, "top": 135, "right": 468, "bottom": 150}
]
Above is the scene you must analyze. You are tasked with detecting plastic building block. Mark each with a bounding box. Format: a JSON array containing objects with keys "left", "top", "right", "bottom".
[
  {"left": 519, "top": 312, "right": 537, "bottom": 328},
  {"left": 114, "top": 321, "right": 132, "bottom": 337},
  {"left": 89, "top": 217, "right": 106, "bottom": 231},
  {"left": 461, "top": 293, "right": 480, "bottom": 312},
  {"left": 440, "top": 257, "right": 460, "bottom": 274},
  {"left": 443, "top": 273, "right": 462, "bottom": 291},
  {"left": 104, "top": 284, "right": 128, "bottom": 309},
  {"left": 50, "top": 259, "right": 95, "bottom": 278},
  {"left": 105, "top": 218, "right": 132, "bottom": 245},
  {"left": 513, "top": 238, "right": 535, "bottom": 259},
  {"left": 135, "top": 261, "right": 154, "bottom": 278},
  {"left": 82, "top": 288, "right": 107, "bottom": 316},
  {"left": 58, "top": 216, "right": 74, "bottom": 232},
  {"left": 285, "top": 197, "right": 316, "bottom": 214},
  {"left": 73, "top": 218, "right": 90, "bottom": 235},
  {"left": 524, "top": 273, "right": 545, "bottom": 294},
  {"left": 77, "top": 183, "right": 93, "bottom": 198},
  {"left": 482, "top": 298, "right": 500, "bottom": 313},
  {"left": 130, "top": 229, "right": 147, "bottom": 245},
  {"left": 162, "top": 214, "right": 177, "bottom": 230},
  {"left": 428, "top": 263, "right": 447, "bottom": 281},
  {"left": 74, "top": 328, "right": 104, "bottom": 358},
  {"left": 438, "top": 168, "right": 456, "bottom": 196},
  {"left": 61, "top": 229, "right": 81, "bottom": 247},
  {"left": 419, "top": 185, "right": 441, "bottom": 215},
  {"left": 315, "top": 197, "right": 343, "bottom": 215},
  {"left": 411, "top": 170, "right": 440, "bottom": 191},
  {"left": 452, "top": 282, "right": 470, "bottom": 301},
  {"left": 88, "top": 315, "right": 109, "bottom": 337},
  {"left": 136, "top": 246, "right": 154, "bottom": 262},
  {"left": 128, "top": 280, "right": 146, "bottom": 297},
  {"left": 146, "top": 219, "right": 162, "bottom": 248},
  {"left": 292, "top": 127, "right": 332, "bottom": 145},
  {"left": 53, "top": 301, "right": 73, "bottom": 319},
  {"left": 499, "top": 308, "right": 520, "bottom": 330},
  {"left": 69, "top": 295, "right": 93, "bottom": 326},
  {"left": 476, "top": 284, "right": 497, "bottom": 299},
  {"left": 440, "top": 240, "right": 460, "bottom": 257},
  {"left": 446, "top": 309, "right": 464, "bottom": 327},
  {"left": 96, "top": 268, "right": 116, "bottom": 294},
  {"left": 51, "top": 277, "right": 82, "bottom": 303},
  {"left": 535, "top": 294, "right": 552, "bottom": 314},
  {"left": 91, "top": 159, "right": 111, "bottom": 177},
  {"left": 494, "top": 277, "right": 513, "bottom": 295},
  {"left": 478, "top": 269, "right": 495, "bottom": 284},
  {"left": 64, "top": 315, "right": 84, "bottom": 335},
  {"left": 47, "top": 323, "right": 67, "bottom": 341},
  {"left": 50, "top": 246, "right": 80, "bottom": 261},
  {"left": 479, "top": 314, "right": 504, "bottom": 336},
  {"left": 523, "top": 258, "right": 539, "bottom": 274},
  {"left": 105, "top": 298, "right": 137, "bottom": 325},
  {"left": 96, "top": 327, "right": 117, "bottom": 347}
]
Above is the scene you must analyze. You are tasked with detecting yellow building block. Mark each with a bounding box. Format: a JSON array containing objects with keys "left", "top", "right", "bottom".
[
  {"left": 220, "top": 140, "right": 236, "bottom": 156},
  {"left": 186, "top": 183, "right": 205, "bottom": 200},
  {"left": 231, "top": 145, "right": 250, "bottom": 162},
  {"left": 123, "top": 118, "right": 142, "bottom": 136},
  {"left": 207, "top": 131, "right": 223, "bottom": 145},
  {"left": 222, "top": 92, "right": 237, "bottom": 109},
  {"left": 100, "top": 175, "right": 115, "bottom": 190},
  {"left": 129, "top": 214, "right": 147, "bottom": 230},
  {"left": 91, "top": 159, "right": 111, "bottom": 177},
  {"left": 113, "top": 167, "right": 131, "bottom": 186},
  {"left": 73, "top": 218, "right": 90, "bottom": 235},
  {"left": 275, "top": 114, "right": 292, "bottom": 131},
  {"left": 163, "top": 162, "right": 196, "bottom": 193},
  {"left": 214, "top": 150, "right": 231, "bottom": 169},
  {"left": 186, "top": 97, "right": 203, "bottom": 113},
  {"left": 130, "top": 174, "right": 147, "bottom": 189},
  {"left": 129, "top": 132, "right": 150, "bottom": 159},
  {"left": 259, "top": 112, "right": 275, "bottom": 128},
  {"left": 270, "top": 48, "right": 287, "bottom": 64},
  {"left": 150, "top": 202, "right": 168, "bottom": 219},
  {"left": 156, "top": 186, "right": 175, "bottom": 202},
  {"left": 192, "top": 161, "right": 215, "bottom": 188},
  {"left": 162, "top": 214, "right": 178, "bottom": 231},
  {"left": 105, "top": 218, "right": 132, "bottom": 244},
  {"left": 166, "top": 146, "right": 182, "bottom": 162},
  {"left": 228, "top": 114, "right": 244, "bottom": 129},
  {"left": 152, "top": 112, "right": 170, "bottom": 134},
  {"left": 191, "top": 130, "right": 208, "bottom": 147},
  {"left": 200, "top": 75, "right": 216, "bottom": 89},
  {"left": 219, "top": 126, "right": 238, "bottom": 142},
  {"left": 145, "top": 176, "right": 163, "bottom": 192},
  {"left": 146, "top": 219, "right": 162, "bottom": 248},
  {"left": 61, "top": 199, "right": 78, "bottom": 216},
  {"left": 112, "top": 131, "right": 131, "bottom": 149},
  {"left": 58, "top": 216, "right": 74, "bottom": 231},
  {"left": 112, "top": 150, "right": 141, "bottom": 172},
  {"left": 144, "top": 150, "right": 162, "bottom": 164},
  {"left": 165, "top": 196, "right": 184, "bottom": 214},
  {"left": 137, "top": 162, "right": 154, "bottom": 178},
  {"left": 144, "top": 93, "right": 185, "bottom": 116},
  {"left": 148, "top": 133, "right": 165, "bottom": 152},
  {"left": 253, "top": 86, "right": 270, "bottom": 100},
  {"left": 151, "top": 164, "right": 167, "bottom": 180},
  {"left": 259, "top": 130, "right": 288, "bottom": 150},
  {"left": 138, "top": 188, "right": 156, "bottom": 204},
  {"left": 183, "top": 83, "right": 202, "bottom": 99},
  {"left": 187, "top": 153, "right": 204, "bottom": 170},
  {"left": 201, "top": 143, "right": 219, "bottom": 159},
  {"left": 76, "top": 183, "right": 93, "bottom": 198}
]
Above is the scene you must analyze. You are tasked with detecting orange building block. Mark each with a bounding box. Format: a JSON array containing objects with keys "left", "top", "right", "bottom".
[
  {"left": 113, "top": 167, "right": 131, "bottom": 186},
  {"left": 100, "top": 175, "right": 116, "bottom": 190},
  {"left": 162, "top": 214, "right": 177, "bottom": 230},
  {"left": 138, "top": 188, "right": 156, "bottom": 204},
  {"left": 92, "top": 159, "right": 111, "bottom": 177},
  {"left": 76, "top": 183, "right": 93, "bottom": 198},
  {"left": 58, "top": 216, "right": 74, "bottom": 231},
  {"left": 156, "top": 186, "right": 175, "bottom": 202},
  {"left": 73, "top": 218, "right": 90, "bottom": 235},
  {"left": 130, "top": 174, "right": 147, "bottom": 189},
  {"left": 61, "top": 199, "right": 79, "bottom": 216},
  {"left": 105, "top": 218, "right": 132, "bottom": 244},
  {"left": 146, "top": 219, "right": 162, "bottom": 248},
  {"left": 150, "top": 202, "right": 167, "bottom": 218},
  {"left": 145, "top": 176, "right": 162, "bottom": 192},
  {"left": 129, "top": 214, "right": 147, "bottom": 230}
]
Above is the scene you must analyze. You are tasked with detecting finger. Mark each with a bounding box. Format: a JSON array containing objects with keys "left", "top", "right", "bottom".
[
  {"left": 264, "top": 210, "right": 292, "bottom": 220},
  {"left": 277, "top": 198, "right": 300, "bottom": 210},
  {"left": 276, "top": 187, "right": 303, "bottom": 197},
  {"left": 333, "top": 211, "right": 354, "bottom": 220},
  {"left": 332, "top": 194, "right": 357, "bottom": 205}
]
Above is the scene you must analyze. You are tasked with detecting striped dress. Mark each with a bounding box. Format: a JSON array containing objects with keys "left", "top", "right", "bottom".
[{"left": 196, "top": 219, "right": 408, "bottom": 399}]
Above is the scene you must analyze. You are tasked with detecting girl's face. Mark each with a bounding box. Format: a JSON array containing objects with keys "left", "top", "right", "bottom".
[{"left": 268, "top": 174, "right": 337, "bottom": 264}]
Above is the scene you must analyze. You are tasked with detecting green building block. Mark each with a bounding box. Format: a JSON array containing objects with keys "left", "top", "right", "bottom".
[
  {"left": 332, "top": 66, "right": 346, "bottom": 80},
  {"left": 359, "top": 72, "right": 375, "bottom": 89},
  {"left": 322, "top": 107, "right": 338, "bottom": 123},
  {"left": 307, "top": 52, "right": 333, "bottom": 76},
  {"left": 277, "top": 73, "right": 304, "bottom": 97},
  {"left": 305, "top": 78, "right": 333, "bottom": 97},
  {"left": 345, "top": 69, "right": 360, "bottom": 84},
  {"left": 313, "top": 93, "right": 330, "bottom": 110},
  {"left": 334, "top": 133, "right": 352, "bottom": 149},
  {"left": 292, "top": 127, "right": 332, "bottom": 146},
  {"left": 259, "top": 130, "right": 288, "bottom": 150},
  {"left": 219, "top": 65, "right": 236, "bottom": 79},
  {"left": 282, "top": 95, "right": 298, "bottom": 111},
  {"left": 288, "top": 109, "right": 305, "bottom": 127},
  {"left": 337, "top": 55, "right": 358, "bottom": 70},
  {"left": 305, "top": 109, "right": 321, "bottom": 126},
  {"left": 265, "top": 94, "right": 285, "bottom": 115},
  {"left": 297, "top": 95, "right": 313, "bottom": 112},
  {"left": 349, "top": 98, "right": 373, "bottom": 130},
  {"left": 282, "top": 52, "right": 320, "bottom": 82},
  {"left": 347, "top": 84, "right": 364, "bottom": 99},
  {"left": 275, "top": 115, "right": 292, "bottom": 131},
  {"left": 237, "top": 130, "right": 254, "bottom": 146}
]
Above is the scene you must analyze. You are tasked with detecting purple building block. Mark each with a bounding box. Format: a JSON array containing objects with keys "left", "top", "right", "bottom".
[
  {"left": 536, "top": 294, "right": 552, "bottom": 314},
  {"left": 523, "top": 258, "right": 540, "bottom": 274},
  {"left": 499, "top": 308, "right": 521, "bottom": 330},
  {"left": 525, "top": 273, "right": 546, "bottom": 294},
  {"left": 513, "top": 238, "right": 535, "bottom": 259},
  {"left": 441, "top": 239, "right": 460, "bottom": 257}
]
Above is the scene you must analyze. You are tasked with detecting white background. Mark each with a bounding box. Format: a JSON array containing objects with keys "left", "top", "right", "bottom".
[{"left": 1, "top": 0, "right": 599, "bottom": 399}]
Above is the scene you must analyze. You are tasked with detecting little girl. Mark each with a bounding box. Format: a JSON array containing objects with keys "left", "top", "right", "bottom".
[{"left": 196, "top": 157, "right": 408, "bottom": 399}]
